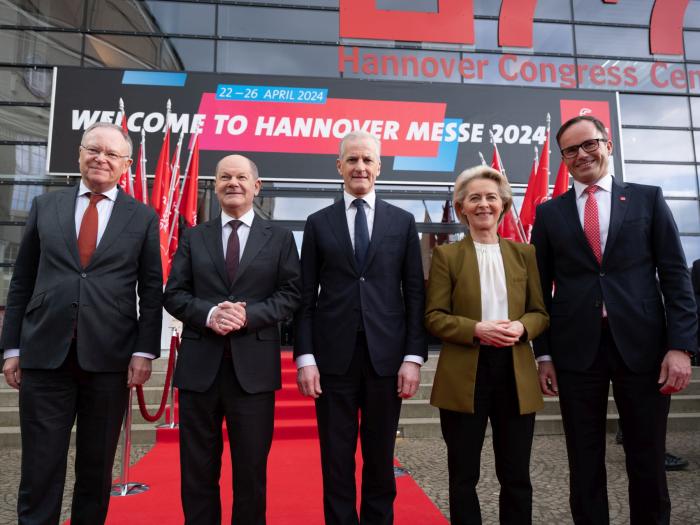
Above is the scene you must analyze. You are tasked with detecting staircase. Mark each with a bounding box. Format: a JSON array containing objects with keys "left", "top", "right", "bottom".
[{"left": 2, "top": 350, "right": 698, "bottom": 445}]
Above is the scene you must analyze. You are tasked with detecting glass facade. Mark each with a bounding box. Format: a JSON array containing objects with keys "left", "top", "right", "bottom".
[{"left": 1, "top": 0, "right": 700, "bottom": 310}]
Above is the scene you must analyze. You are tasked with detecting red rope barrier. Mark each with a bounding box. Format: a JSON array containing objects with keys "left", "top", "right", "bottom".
[{"left": 136, "top": 332, "right": 178, "bottom": 422}]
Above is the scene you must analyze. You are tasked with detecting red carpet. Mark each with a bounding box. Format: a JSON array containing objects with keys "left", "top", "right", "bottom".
[
  {"left": 75, "top": 351, "right": 447, "bottom": 523},
  {"left": 100, "top": 439, "right": 447, "bottom": 524}
]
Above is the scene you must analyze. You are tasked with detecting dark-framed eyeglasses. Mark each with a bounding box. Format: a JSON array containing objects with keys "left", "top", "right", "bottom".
[
  {"left": 560, "top": 138, "right": 607, "bottom": 159},
  {"left": 80, "top": 145, "right": 130, "bottom": 162}
]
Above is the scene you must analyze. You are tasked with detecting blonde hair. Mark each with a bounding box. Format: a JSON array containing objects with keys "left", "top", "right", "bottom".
[{"left": 453, "top": 166, "right": 513, "bottom": 225}]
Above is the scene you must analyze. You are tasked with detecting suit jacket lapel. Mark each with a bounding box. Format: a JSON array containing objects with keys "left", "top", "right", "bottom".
[
  {"left": 232, "top": 215, "right": 271, "bottom": 288},
  {"left": 459, "top": 235, "right": 482, "bottom": 321},
  {"left": 90, "top": 189, "right": 135, "bottom": 267},
  {"left": 363, "top": 199, "right": 390, "bottom": 271},
  {"left": 56, "top": 186, "right": 81, "bottom": 269},
  {"left": 603, "top": 177, "right": 629, "bottom": 265},
  {"left": 329, "top": 199, "right": 358, "bottom": 272},
  {"left": 202, "top": 217, "right": 229, "bottom": 287},
  {"left": 560, "top": 187, "right": 599, "bottom": 265}
]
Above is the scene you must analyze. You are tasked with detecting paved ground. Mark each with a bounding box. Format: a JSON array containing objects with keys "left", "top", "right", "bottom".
[{"left": 0, "top": 432, "right": 697, "bottom": 524}]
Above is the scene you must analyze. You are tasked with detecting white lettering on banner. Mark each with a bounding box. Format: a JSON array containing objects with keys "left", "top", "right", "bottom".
[{"left": 72, "top": 110, "right": 209, "bottom": 133}]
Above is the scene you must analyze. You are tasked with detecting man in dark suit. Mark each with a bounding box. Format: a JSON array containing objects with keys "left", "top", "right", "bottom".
[
  {"left": 163, "top": 154, "right": 301, "bottom": 525},
  {"left": 531, "top": 115, "right": 697, "bottom": 525},
  {"left": 0, "top": 122, "right": 162, "bottom": 524},
  {"left": 295, "top": 131, "right": 427, "bottom": 525}
]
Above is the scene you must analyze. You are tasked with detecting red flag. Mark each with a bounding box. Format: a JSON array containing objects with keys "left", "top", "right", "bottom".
[
  {"left": 490, "top": 144, "right": 502, "bottom": 173},
  {"left": 552, "top": 161, "right": 570, "bottom": 198},
  {"left": 132, "top": 138, "right": 147, "bottom": 205},
  {"left": 490, "top": 144, "right": 525, "bottom": 243},
  {"left": 180, "top": 136, "right": 200, "bottom": 228},
  {"left": 519, "top": 147, "right": 542, "bottom": 241},
  {"left": 151, "top": 128, "right": 171, "bottom": 215},
  {"left": 166, "top": 182, "right": 180, "bottom": 278},
  {"left": 117, "top": 109, "right": 134, "bottom": 196}
]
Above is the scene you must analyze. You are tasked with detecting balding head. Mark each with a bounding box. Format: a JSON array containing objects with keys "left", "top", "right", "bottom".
[{"left": 214, "top": 154, "right": 262, "bottom": 218}]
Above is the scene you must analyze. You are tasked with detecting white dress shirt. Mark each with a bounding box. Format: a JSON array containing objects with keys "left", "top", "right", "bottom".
[
  {"left": 473, "top": 241, "right": 508, "bottom": 321},
  {"left": 4, "top": 182, "right": 155, "bottom": 360},
  {"left": 537, "top": 173, "right": 612, "bottom": 363},
  {"left": 205, "top": 207, "right": 256, "bottom": 326},
  {"left": 296, "top": 191, "right": 424, "bottom": 369}
]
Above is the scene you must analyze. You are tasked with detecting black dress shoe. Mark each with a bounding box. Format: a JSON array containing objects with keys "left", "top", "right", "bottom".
[{"left": 665, "top": 452, "right": 689, "bottom": 471}]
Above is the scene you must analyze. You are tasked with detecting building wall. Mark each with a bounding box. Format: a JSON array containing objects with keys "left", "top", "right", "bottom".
[{"left": 1, "top": 0, "right": 699, "bottom": 305}]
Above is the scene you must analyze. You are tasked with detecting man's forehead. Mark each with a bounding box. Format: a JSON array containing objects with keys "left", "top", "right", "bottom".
[
  {"left": 342, "top": 140, "right": 379, "bottom": 158},
  {"left": 83, "top": 128, "right": 126, "bottom": 147}
]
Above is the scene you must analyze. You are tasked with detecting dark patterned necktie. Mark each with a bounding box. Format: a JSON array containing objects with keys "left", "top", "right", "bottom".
[
  {"left": 353, "top": 199, "right": 369, "bottom": 268},
  {"left": 226, "top": 220, "right": 242, "bottom": 284}
]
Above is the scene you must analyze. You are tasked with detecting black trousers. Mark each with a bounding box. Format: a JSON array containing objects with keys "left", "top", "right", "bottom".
[
  {"left": 439, "top": 346, "right": 535, "bottom": 525},
  {"left": 18, "top": 345, "right": 128, "bottom": 525},
  {"left": 557, "top": 322, "right": 671, "bottom": 525},
  {"left": 178, "top": 354, "right": 275, "bottom": 525},
  {"left": 315, "top": 333, "right": 402, "bottom": 525}
]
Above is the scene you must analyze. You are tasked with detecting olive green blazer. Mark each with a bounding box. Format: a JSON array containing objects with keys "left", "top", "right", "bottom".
[{"left": 425, "top": 235, "right": 549, "bottom": 414}]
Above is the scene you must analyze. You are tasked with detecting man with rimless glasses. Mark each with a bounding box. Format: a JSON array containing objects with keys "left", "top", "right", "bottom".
[
  {"left": 531, "top": 115, "right": 696, "bottom": 525},
  {"left": 1, "top": 122, "right": 162, "bottom": 524}
]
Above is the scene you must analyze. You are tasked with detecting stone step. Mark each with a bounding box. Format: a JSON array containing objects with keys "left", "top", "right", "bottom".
[
  {"left": 397, "top": 411, "right": 700, "bottom": 439},
  {"left": 399, "top": 395, "right": 700, "bottom": 419},
  {"left": 0, "top": 424, "right": 156, "bottom": 448}
]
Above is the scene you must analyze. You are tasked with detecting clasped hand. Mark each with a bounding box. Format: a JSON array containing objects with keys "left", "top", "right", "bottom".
[
  {"left": 474, "top": 320, "right": 524, "bottom": 347},
  {"left": 209, "top": 301, "right": 247, "bottom": 335}
]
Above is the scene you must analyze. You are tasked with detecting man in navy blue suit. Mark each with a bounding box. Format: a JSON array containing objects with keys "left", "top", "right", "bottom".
[
  {"left": 532, "top": 115, "right": 697, "bottom": 525},
  {"left": 295, "top": 131, "right": 427, "bottom": 525}
]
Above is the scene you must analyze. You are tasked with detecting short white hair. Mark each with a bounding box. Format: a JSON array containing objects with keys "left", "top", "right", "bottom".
[{"left": 339, "top": 130, "right": 381, "bottom": 158}]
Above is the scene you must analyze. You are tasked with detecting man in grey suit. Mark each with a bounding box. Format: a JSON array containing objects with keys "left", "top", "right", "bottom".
[
  {"left": 1, "top": 122, "right": 163, "bottom": 524},
  {"left": 164, "top": 154, "right": 301, "bottom": 525}
]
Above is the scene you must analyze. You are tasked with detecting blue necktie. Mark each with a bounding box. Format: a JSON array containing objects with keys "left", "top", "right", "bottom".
[{"left": 353, "top": 199, "right": 369, "bottom": 268}]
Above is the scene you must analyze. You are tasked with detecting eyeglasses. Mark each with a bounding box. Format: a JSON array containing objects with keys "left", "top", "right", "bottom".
[
  {"left": 560, "top": 138, "right": 608, "bottom": 159},
  {"left": 80, "top": 145, "right": 130, "bottom": 162}
]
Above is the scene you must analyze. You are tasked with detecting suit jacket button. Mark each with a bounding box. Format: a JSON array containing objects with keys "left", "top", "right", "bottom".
[
  {"left": 228, "top": 296, "right": 235, "bottom": 300},
  {"left": 359, "top": 277, "right": 365, "bottom": 282},
  {"left": 71, "top": 302, "right": 78, "bottom": 308},
  {"left": 599, "top": 272, "right": 605, "bottom": 277},
  {"left": 81, "top": 272, "right": 87, "bottom": 278}
]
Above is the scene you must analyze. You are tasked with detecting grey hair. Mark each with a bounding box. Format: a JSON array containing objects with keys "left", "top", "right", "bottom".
[
  {"left": 81, "top": 122, "right": 133, "bottom": 157},
  {"left": 339, "top": 130, "right": 381, "bottom": 158},
  {"left": 453, "top": 165, "right": 513, "bottom": 225}
]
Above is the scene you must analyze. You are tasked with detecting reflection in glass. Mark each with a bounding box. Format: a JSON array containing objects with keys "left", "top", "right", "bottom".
[
  {"left": 0, "top": 145, "right": 47, "bottom": 178},
  {"left": 0, "top": 0, "right": 84, "bottom": 28},
  {"left": 692, "top": 98, "right": 700, "bottom": 127},
  {"left": 685, "top": 31, "right": 700, "bottom": 61},
  {"left": 0, "top": 30, "right": 82, "bottom": 65},
  {"left": 170, "top": 39, "right": 215, "bottom": 72},
  {"left": 576, "top": 26, "right": 652, "bottom": 59},
  {"left": 0, "top": 266, "right": 15, "bottom": 306},
  {"left": 623, "top": 164, "right": 697, "bottom": 197},
  {"left": 0, "top": 184, "right": 49, "bottom": 220},
  {"left": 573, "top": 0, "right": 653, "bottom": 24},
  {"left": 681, "top": 236, "right": 700, "bottom": 266},
  {"left": 667, "top": 199, "right": 700, "bottom": 234},
  {"left": 86, "top": 0, "right": 161, "bottom": 32},
  {"left": 84, "top": 34, "right": 181, "bottom": 70},
  {"left": 217, "top": 41, "right": 338, "bottom": 77},
  {"left": 144, "top": 1, "right": 216, "bottom": 36},
  {"left": 0, "top": 106, "right": 50, "bottom": 142},
  {"left": 220, "top": 0, "right": 337, "bottom": 6},
  {"left": 218, "top": 6, "right": 338, "bottom": 42},
  {"left": 695, "top": 131, "right": 700, "bottom": 162},
  {"left": 620, "top": 94, "right": 690, "bottom": 127},
  {"left": 622, "top": 129, "right": 694, "bottom": 162},
  {"left": 686, "top": 2, "right": 700, "bottom": 29},
  {"left": 535, "top": 0, "right": 571, "bottom": 21},
  {"left": 0, "top": 67, "right": 52, "bottom": 102},
  {"left": 378, "top": 0, "right": 436, "bottom": 11},
  {"left": 255, "top": 196, "right": 334, "bottom": 220}
]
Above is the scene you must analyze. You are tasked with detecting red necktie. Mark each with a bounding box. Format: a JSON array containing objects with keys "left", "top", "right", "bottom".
[
  {"left": 583, "top": 185, "right": 602, "bottom": 264},
  {"left": 77, "top": 193, "right": 106, "bottom": 267}
]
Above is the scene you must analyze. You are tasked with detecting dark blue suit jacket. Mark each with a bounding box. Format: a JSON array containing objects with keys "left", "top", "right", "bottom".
[
  {"left": 294, "top": 198, "right": 427, "bottom": 376},
  {"left": 531, "top": 177, "right": 697, "bottom": 373}
]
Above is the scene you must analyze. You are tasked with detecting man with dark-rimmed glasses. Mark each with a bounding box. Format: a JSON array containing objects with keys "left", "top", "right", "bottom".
[{"left": 531, "top": 115, "right": 696, "bottom": 525}]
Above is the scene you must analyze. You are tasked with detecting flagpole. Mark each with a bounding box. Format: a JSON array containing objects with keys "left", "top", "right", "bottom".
[
  {"left": 118, "top": 98, "right": 134, "bottom": 196},
  {"left": 168, "top": 132, "right": 199, "bottom": 245},
  {"left": 164, "top": 132, "right": 184, "bottom": 225},
  {"left": 140, "top": 128, "right": 147, "bottom": 204},
  {"left": 545, "top": 112, "right": 551, "bottom": 197},
  {"left": 489, "top": 130, "right": 527, "bottom": 241},
  {"left": 477, "top": 151, "right": 487, "bottom": 166}
]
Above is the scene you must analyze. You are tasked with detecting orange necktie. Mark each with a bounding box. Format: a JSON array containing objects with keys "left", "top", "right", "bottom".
[{"left": 77, "top": 193, "right": 106, "bottom": 267}]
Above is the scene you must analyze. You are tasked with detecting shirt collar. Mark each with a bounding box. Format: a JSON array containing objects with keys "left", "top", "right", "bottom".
[
  {"left": 574, "top": 173, "right": 613, "bottom": 199},
  {"left": 221, "top": 207, "right": 255, "bottom": 229},
  {"left": 344, "top": 190, "right": 376, "bottom": 211},
  {"left": 78, "top": 180, "right": 119, "bottom": 202}
]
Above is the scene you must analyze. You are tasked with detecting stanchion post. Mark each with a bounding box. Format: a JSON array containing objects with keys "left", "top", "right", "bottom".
[
  {"left": 111, "top": 387, "right": 149, "bottom": 496},
  {"left": 157, "top": 327, "right": 179, "bottom": 429}
]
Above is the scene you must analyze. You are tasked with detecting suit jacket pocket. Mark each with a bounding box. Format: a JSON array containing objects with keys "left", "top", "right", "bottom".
[
  {"left": 25, "top": 292, "right": 46, "bottom": 314},
  {"left": 117, "top": 298, "right": 137, "bottom": 320}
]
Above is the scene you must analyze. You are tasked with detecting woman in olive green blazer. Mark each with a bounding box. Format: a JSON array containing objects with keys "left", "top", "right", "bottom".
[{"left": 425, "top": 166, "right": 549, "bottom": 525}]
